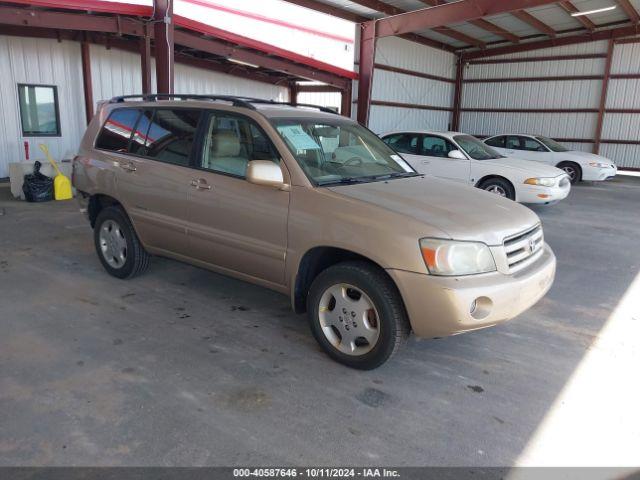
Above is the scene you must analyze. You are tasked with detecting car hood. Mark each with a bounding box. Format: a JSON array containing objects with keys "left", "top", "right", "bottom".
[
  {"left": 483, "top": 157, "right": 565, "bottom": 176},
  {"left": 328, "top": 176, "right": 540, "bottom": 246},
  {"left": 564, "top": 151, "right": 615, "bottom": 166}
]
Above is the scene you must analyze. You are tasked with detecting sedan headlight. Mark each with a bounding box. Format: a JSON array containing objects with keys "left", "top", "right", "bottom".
[
  {"left": 589, "top": 162, "right": 610, "bottom": 168},
  {"left": 420, "top": 238, "right": 496, "bottom": 276},
  {"left": 524, "top": 177, "right": 556, "bottom": 187}
]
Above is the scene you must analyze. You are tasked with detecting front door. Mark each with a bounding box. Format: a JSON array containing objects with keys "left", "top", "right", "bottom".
[
  {"left": 381, "top": 133, "right": 427, "bottom": 173},
  {"left": 421, "top": 135, "right": 471, "bottom": 183},
  {"left": 186, "top": 111, "right": 289, "bottom": 286}
]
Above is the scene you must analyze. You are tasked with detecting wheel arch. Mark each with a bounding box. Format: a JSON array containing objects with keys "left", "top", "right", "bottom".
[
  {"left": 292, "top": 246, "right": 400, "bottom": 314},
  {"left": 88, "top": 194, "right": 124, "bottom": 228},
  {"left": 556, "top": 160, "right": 582, "bottom": 181},
  {"left": 475, "top": 174, "right": 516, "bottom": 196}
]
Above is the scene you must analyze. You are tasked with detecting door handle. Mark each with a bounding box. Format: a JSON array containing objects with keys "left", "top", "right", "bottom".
[
  {"left": 119, "top": 162, "right": 137, "bottom": 172},
  {"left": 190, "top": 179, "right": 212, "bottom": 190},
  {"left": 421, "top": 160, "right": 431, "bottom": 164}
]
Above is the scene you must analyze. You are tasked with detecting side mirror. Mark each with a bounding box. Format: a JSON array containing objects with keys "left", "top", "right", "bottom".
[
  {"left": 246, "top": 160, "right": 285, "bottom": 188},
  {"left": 448, "top": 149, "right": 467, "bottom": 160}
]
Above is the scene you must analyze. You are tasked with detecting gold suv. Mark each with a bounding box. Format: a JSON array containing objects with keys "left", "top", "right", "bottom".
[{"left": 73, "top": 95, "right": 556, "bottom": 369}]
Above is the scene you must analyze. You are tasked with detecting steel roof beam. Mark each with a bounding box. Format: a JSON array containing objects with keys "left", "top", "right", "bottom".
[
  {"left": 374, "top": 0, "right": 562, "bottom": 38},
  {"left": 511, "top": 10, "right": 557, "bottom": 37},
  {"left": 349, "top": 0, "right": 486, "bottom": 47},
  {"left": 617, "top": 0, "right": 640, "bottom": 23}
]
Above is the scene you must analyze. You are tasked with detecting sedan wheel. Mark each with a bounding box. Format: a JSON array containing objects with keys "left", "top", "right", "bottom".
[
  {"left": 479, "top": 178, "right": 515, "bottom": 200},
  {"left": 562, "top": 165, "right": 578, "bottom": 182},
  {"left": 485, "top": 184, "right": 507, "bottom": 197}
]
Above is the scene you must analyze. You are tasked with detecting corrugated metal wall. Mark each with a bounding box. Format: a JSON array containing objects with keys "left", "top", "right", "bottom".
[
  {"left": 0, "top": 37, "right": 290, "bottom": 178},
  {"left": 297, "top": 91, "right": 342, "bottom": 111},
  {"left": 369, "top": 36, "right": 456, "bottom": 134},
  {"left": 602, "top": 41, "right": 640, "bottom": 168},
  {"left": 460, "top": 39, "right": 640, "bottom": 168},
  {"left": 0, "top": 36, "right": 86, "bottom": 177}
]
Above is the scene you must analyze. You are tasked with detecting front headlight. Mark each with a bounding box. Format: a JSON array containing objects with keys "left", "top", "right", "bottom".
[
  {"left": 589, "top": 162, "right": 610, "bottom": 168},
  {"left": 419, "top": 238, "right": 496, "bottom": 276},
  {"left": 524, "top": 177, "right": 556, "bottom": 187}
]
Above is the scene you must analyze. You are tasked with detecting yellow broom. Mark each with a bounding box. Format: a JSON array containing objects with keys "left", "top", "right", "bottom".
[{"left": 39, "top": 144, "right": 72, "bottom": 201}]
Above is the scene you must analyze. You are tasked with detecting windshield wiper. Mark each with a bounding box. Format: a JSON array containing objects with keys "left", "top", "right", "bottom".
[{"left": 318, "top": 172, "right": 418, "bottom": 186}]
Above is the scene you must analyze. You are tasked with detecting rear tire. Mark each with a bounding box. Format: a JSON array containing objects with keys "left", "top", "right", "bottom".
[
  {"left": 94, "top": 206, "right": 150, "bottom": 279},
  {"left": 307, "top": 261, "right": 410, "bottom": 370},
  {"left": 557, "top": 161, "right": 581, "bottom": 184},
  {"left": 479, "top": 177, "right": 515, "bottom": 201}
]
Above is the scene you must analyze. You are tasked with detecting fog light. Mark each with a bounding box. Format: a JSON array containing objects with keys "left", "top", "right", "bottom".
[{"left": 470, "top": 296, "right": 492, "bottom": 320}]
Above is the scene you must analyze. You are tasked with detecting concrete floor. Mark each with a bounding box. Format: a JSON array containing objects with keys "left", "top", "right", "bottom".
[{"left": 1, "top": 177, "right": 639, "bottom": 467}]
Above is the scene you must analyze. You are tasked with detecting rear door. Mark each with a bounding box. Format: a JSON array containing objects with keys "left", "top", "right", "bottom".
[
  {"left": 422, "top": 135, "right": 470, "bottom": 183},
  {"left": 185, "top": 111, "right": 289, "bottom": 286},
  {"left": 509, "top": 136, "right": 552, "bottom": 164},
  {"left": 97, "top": 107, "right": 201, "bottom": 255}
]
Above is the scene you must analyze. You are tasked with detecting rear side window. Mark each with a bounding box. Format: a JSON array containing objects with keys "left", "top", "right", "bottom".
[
  {"left": 136, "top": 109, "right": 201, "bottom": 166},
  {"left": 485, "top": 136, "right": 505, "bottom": 148},
  {"left": 422, "top": 136, "right": 455, "bottom": 158},
  {"left": 95, "top": 109, "right": 142, "bottom": 152}
]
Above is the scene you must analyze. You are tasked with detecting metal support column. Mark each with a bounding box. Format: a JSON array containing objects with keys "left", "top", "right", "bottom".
[
  {"left": 80, "top": 37, "right": 93, "bottom": 124},
  {"left": 153, "top": 0, "right": 174, "bottom": 94},
  {"left": 593, "top": 39, "right": 614, "bottom": 154},
  {"left": 357, "top": 20, "right": 376, "bottom": 126}
]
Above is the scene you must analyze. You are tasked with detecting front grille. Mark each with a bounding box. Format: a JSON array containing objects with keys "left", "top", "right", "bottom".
[{"left": 504, "top": 224, "right": 544, "bottom": 273}]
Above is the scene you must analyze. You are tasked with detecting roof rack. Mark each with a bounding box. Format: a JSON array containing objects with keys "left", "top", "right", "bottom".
[
  {"left": 107, "top": 94, "right": 339, "bottom": 115},
  {"left": 108, "top": 94, "right": 257, "bottom": 109}
]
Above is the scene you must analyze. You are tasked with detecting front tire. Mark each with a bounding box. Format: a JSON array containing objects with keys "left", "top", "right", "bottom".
[
  {"left": 307, "top": 261, "right": 410, "bottom": 369},
  {"left": 94, "top": 206, "right": 150, "bottom": 279},
  {"left": 479, "top": 177, "right": 515, "bottom": 200},
  {"left": 557, "top": 161, "right": 581, "bottom": 184}
]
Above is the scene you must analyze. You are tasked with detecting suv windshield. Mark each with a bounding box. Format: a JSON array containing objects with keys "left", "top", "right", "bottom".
[
  {"left": 454, "top": 135, "right": 502, "bottom": 160},
  {"left": 271, "top": 118, "right": 418, "bottom": 186},
  {"left": 536, "top": 136, "right": 570, "bottom": 152}
]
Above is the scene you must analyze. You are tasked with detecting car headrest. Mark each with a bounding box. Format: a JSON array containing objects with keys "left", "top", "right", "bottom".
[{"left": 212, "top": 132, "right": 241, "bottom": 157}]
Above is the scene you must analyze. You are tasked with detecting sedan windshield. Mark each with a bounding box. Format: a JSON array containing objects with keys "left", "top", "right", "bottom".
[
  {"left": 453, "top": 135, "right": 501, "bottom": 160},
  {"left": 271, "top": 118, "right": 418, "bottom": 186},
  {"left": 536, "top": 136, "right": 570, "bottom": 152}
]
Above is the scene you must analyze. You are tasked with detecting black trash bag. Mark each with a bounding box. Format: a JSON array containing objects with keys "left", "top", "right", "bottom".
[{"left": 22, "top": 161, "right": 54, "bottom": 202}]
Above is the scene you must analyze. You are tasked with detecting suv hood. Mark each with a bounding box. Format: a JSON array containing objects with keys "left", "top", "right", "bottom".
[
  {"left": 483, "top": 157, "right": 565, "bottom": 176},
  {"left": 328, "top": 176, "right": 540, "bottom": 245}
]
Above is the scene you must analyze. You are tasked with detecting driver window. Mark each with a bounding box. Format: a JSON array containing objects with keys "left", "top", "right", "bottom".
[
  {"left": 201, "top": 114, "right": 279, "bottom": 178},
  {"left": 522, "top": 137, "right": 546, "bottom": 152},
  {"left": 506, "top": 136, "right": 522, "bottom": 150},
  {"left": 382, "top": 133, "right": 419, "bottom": 155},
  {"left": 422, "top": 136, "right": 454, "bottom": 158}
]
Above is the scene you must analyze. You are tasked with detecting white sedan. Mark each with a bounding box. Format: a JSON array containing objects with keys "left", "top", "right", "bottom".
[
  {"left": 380, "top": 131, "right": 571, "bottom": 205},
  {"left": 484, "top": 134, "right": 617, "bottom": 184}
]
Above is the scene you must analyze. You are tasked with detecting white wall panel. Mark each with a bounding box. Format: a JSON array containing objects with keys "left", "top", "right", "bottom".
[
  {"left": 462, "top": 80, "right": 602, "bottom": 109},
  {"left": 297, "top": 91, "right": 342, "bottom": 112},
  {"left": 482, "top": 40, "right": 608, "bottom": 60},
  {"left": 173, "top": 63, "right": 288, "bottom": 100},
  {"left": 466, "top": 57, "right": 605, "bottom": 80},
  {"left": 460, "top": 112, "right": 597, "bottom": 139},
  {"left": 601, "top": 113, "right": 640, "bottom": 141},
  {"left": 375, "top": 36, "right": 456, "bottom": 79},
  {"left": 367, "top": 35, "right": 456, "bottom": 135},
  {"left": 371, "top": 70, "right": 453, "bottom": 108},
  {"left": 0, "top": 36, "right": 86, "bottom": 177},
  {"left": 90, "top": 44, "right": 150, "bottom": 104},
  {"left": 606, "top": 79, "right": 640, "bottom": 109},
  {"left": 368, "top": 105, "right": 450, "bottom": 134},
  {"left": 600, "top": 144, "right": 640, "bottom": 169},
  {"left": 611, "top": 42, "right": 640, "bottom": 75}
]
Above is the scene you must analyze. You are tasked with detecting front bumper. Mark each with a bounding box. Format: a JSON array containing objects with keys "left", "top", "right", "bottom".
[
  {"left": 582, "top": 164, "right": 617, "bottom": 181},
  {"left": 387, "top": 244, "right": 556, "bottom": 338},
  {"left": 518, "top": 183, "right": 570, "bottom": 204}
]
